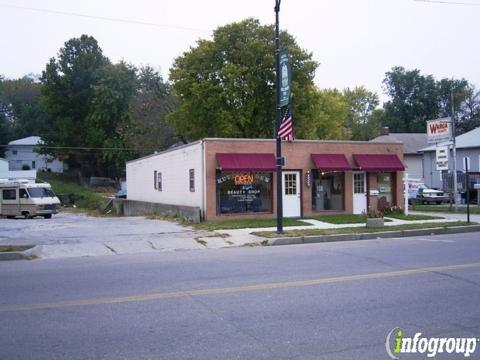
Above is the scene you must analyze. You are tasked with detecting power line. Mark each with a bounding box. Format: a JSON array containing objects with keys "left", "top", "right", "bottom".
[
  {"left": 0, "top": 144, "right": 134, "bottom": 151},
  {"left": 0, "top": 4, "right": 210, "bottom": 32},
  {"left": 414, "top": 0, "right": 480, "bottom": 6}
]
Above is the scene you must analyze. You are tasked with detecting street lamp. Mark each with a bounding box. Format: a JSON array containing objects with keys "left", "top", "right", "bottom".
[{"left": 274, "top": 0, "right": 283, "bottom": 233}]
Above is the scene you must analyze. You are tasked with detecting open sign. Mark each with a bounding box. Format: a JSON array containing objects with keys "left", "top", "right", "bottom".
[{"left": 234, "top": 173, "right": 254, "bottom": 185}]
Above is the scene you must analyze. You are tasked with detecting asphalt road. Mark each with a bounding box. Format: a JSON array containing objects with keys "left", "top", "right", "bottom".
[{"left": 1, "top": 232, "right": 480, "bottom": 359}]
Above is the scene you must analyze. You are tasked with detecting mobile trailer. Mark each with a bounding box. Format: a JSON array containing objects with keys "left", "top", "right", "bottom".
[{"left": 0, "top": 180, "right": 61, "bottom": 219}]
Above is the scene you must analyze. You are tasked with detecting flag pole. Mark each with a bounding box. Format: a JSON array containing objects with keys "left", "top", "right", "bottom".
[{"left": 274, "top": 0, "right": 283, "bottom": 233}]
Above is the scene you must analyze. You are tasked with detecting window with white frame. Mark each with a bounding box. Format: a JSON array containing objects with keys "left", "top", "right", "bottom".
[{"left": 189, "top": 169, "right": 195, "bottom": 192}]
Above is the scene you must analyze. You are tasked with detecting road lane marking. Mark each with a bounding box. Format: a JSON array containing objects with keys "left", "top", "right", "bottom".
[
  {"left": 2, "top": 261, "right": 480, "bottom": 313},
  {"left": 415, "top": 238, "right": 456, "bottom": 243}
]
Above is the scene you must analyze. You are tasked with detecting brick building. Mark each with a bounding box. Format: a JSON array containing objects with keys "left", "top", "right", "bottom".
[{"left": 126, "top": 138, "right": 405, "bottom": 221}]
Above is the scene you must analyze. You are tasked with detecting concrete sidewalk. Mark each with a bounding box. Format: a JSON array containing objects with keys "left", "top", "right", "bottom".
[{"left": 211, "top": 215, "right": 464, "bottom": 247}]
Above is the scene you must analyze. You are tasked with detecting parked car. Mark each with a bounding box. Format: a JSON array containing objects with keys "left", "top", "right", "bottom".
[
  {"left": 408, "top": 180, "right": 449, "bottom": 204},
  {"left": 416, "top": 187, "right": 449, "bottom": 204},
  {"left": 114, "top": 189, "right": 127, "bottom": 199}
]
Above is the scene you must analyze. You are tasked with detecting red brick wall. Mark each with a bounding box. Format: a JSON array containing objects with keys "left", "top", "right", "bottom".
[{"left": 204, "top": 139, "right": 404, "bottom": 220}]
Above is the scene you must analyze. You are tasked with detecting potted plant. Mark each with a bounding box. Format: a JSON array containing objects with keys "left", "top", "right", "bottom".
[{"left": 365, "top": 208, "right": 384, "bottom": 228}]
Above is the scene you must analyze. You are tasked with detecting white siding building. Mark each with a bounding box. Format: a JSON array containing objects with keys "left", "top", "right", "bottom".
[
  {"left": 0, "top": 158, "right": 36, "bottom": 181},
  {"left": 127, "top": 141, "right": 205, "bottom": 213},
  {"left": 5, "top": 136, "right": 64, "bottom": 173}
]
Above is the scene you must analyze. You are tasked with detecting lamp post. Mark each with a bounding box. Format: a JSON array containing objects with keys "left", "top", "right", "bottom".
[{"left": 274, "top": 0, "right": 283, "bottom": 233}]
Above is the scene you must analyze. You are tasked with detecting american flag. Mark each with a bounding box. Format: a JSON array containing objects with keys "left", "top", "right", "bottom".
[{"left": 278, "top": 104, "right": 294, "bottom": 141}]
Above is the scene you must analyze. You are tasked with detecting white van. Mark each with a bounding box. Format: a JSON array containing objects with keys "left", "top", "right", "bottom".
[{"left": 0, "top": 180, "right": 61, "bottom": 219}]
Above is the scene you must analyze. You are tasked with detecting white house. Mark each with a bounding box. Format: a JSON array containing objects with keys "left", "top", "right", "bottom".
[
  {"left": 4, "top": 136, "right": 64, "bottom": 173},
  {"left": 0, "top": 158, "right": 36, "bottom": 181}
]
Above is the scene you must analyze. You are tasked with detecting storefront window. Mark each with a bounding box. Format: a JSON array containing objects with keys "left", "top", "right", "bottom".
[
  {"left": 311, "top": 171, "right": 344, "bottom": 211},
  {"left": 377, "top": 172, "right": 393, "bottom": 208},
  {"left": 216, "top": 171, "right": 272, "bottom": 214}
]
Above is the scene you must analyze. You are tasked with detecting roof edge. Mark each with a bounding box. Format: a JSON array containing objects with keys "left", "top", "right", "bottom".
[{"left": 126, "top": 140, "right": 203, "bottom": 164}]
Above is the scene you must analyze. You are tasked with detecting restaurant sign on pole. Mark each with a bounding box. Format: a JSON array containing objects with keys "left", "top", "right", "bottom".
[
  {"left": 436, "top": 145, "right": 449, "bottom": 171},
  {"left": 427, "top": 118, "right": 451, "bottom": 143}
]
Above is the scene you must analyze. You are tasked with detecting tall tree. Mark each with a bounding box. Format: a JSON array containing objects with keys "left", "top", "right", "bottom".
[
  {"left": 437, "top": 78, "right": 480, "bottom": 134},
  {"left": 436, "top": 78, "right": 470, "bottom": 119},
  {"left": 127, "top": 66, "right": 179, "bottom": 156},
  {"left": 457, "top": 86, "right": 480, "bottom": 134},
  {"left": 86, "top": 62, "right": 137, "bottom": 175},
  {"left": 343, "top": 86, "right": 380, "bottom": 140},
  {"left": 168, "top": 18, "right": 318, "bottom": 140},
  {"left": 382, "top": 66, "right": 439, "bottom": 133},
  {"left": 0, "top": 75, "right": 49, "bottom": 141},
  {"left": 296, "top": 88, "right": 349, "bottom": 140},
  {"left": 40, "top": 35, "right": 136, "bottom": 176}
]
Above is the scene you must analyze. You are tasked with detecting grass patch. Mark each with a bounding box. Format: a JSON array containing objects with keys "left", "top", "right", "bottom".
[
  {"left": 309, "top": 214, "right": 367, "bottom": 224},
  {"left": 386, "top": 213, "right": 443, "bottom": 221},
  {"left": 252, "top": 221, "right": 476, "bottom": 238},
  {"left": 0, "top": 245, "right": 34, "bottom": 252},
  {"left": 412, "top": 205, "right": 480, "bottom": 214},
  {"left": 37, "top": 173, "right": 110, "bottom": 213},
  {"left": 193, "top": 218, "right": 310, "bottom": 231}
]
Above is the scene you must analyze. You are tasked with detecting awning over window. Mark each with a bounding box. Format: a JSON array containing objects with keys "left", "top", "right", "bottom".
[
  {"left": 311, "top": 154, "right": 352, "bottom": 171},
  {"left": 216, "top": 153, "right": 276, "bottom": 172},
  {"left": 353, "top": 154, "right": 405, "bottom": 171}
]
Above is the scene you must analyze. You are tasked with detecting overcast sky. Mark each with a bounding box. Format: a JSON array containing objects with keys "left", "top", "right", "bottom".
[{"left": 1, "top": 0, "right": 479, "bottom": 103}]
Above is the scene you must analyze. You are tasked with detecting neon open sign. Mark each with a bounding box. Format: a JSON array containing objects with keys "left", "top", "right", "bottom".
[{"left": 234, "top": 173, "right": 254, "bottom": 186}]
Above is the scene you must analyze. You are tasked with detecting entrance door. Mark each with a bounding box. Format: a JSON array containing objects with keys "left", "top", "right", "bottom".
[
  {"left": 282, "top": 171, "right": 301, "bottom": 217},
  {"left": 353, "top": 172, "right": 367, "bottom": 214}
]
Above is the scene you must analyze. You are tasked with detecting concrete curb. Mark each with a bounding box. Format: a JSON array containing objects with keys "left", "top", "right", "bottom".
[
  {"left": 0, "top": 251, "right": 31, "bottom": 261},
  {"left": 267, "top": 225, "right": 480, "bottom": 246}
]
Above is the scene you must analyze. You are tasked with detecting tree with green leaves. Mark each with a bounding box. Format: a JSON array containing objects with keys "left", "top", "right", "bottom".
[
  {"left": 168, "top": 18, "right": 318, "bottom": 140},
  {"left": 382, "top": 66, "right": 439, "bottom": 133},
  {"left": 299, "top": 88, "right": 350, "bottom": 140},
  {"left": 382, "top": 67, "right": 480, "bottom": 135},
  {"left": 0, "top": 75, "right": 50, "bottom": 142},
  {"left": 436, "top": 78, "right": 480, "bottom": 134},
  {"left": 343, "top": 86, "right": 380, "bottom": 140},
  {"left": 40, "top": 35, "right": 136, "bottom": 176},
  {"left": 457, "top": 86, "right": 480, "bottom": 134},
  {"left": 127, "top": 66, "right": 179, "bottom": 156}
]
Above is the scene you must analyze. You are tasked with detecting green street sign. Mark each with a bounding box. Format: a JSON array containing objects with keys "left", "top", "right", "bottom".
[{"left": 279, "top": 49, "right": 291, "bottom": 107}]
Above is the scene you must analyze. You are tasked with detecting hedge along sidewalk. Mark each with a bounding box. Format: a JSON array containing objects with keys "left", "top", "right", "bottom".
[{"left": 251, "top": 222, "right": 480, "bottom": 246}]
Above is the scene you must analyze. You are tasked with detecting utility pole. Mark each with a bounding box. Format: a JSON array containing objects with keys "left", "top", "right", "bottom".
[
  {"left": 274, "top": 0, "right": 283, "bottom": 233},
  {"left": 451, "top": 90, "right": 458, "bottom": 212}
]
